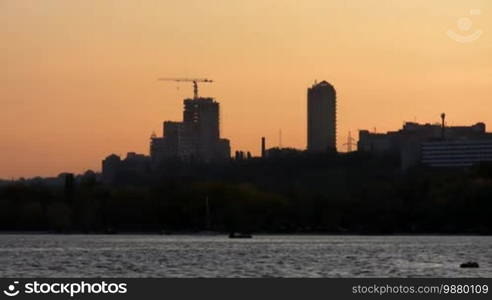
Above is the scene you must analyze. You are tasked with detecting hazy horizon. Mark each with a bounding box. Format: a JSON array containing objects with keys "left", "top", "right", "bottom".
[{"left": 2, "top": 0, "right": 491, "bottom": 178}]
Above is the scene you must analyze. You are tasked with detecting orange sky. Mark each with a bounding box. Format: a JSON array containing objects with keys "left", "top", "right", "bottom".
[{"left": 1, "top": 0, "right": 491, "bottom": 178}]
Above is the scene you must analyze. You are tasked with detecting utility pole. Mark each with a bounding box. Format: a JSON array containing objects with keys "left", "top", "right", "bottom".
[{"left": 343, "top": 131, "right": 356, "bottom": 152}]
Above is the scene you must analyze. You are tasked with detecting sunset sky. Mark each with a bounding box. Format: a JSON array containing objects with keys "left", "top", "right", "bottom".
[{"left": 1, "top": 0, "right": 491, "bottom": 178}]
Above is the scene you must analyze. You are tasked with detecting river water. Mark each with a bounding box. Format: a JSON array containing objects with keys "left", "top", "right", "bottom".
[{"left": 0, "top": 235, "right": 490, "bottom": 277}]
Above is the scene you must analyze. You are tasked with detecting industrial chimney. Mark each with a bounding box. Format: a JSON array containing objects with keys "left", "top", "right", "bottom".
[
  {"left": 261, "top": 137, "right": 266, "bottom": 158},
  {"left": 440, "top": 113, "right": 446, "bottom": 140}
]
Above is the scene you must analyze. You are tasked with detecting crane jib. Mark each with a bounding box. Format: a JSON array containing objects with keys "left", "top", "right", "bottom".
[{"left": 158, "top": 78, "right": 214, "bottom": 99}]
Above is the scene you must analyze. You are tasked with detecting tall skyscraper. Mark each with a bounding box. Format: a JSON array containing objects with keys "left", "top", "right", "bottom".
[{"left": 307, "top": 81, "right": 337, "bottom": 152}]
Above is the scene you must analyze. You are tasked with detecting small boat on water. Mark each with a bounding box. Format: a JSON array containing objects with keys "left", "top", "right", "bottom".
[
  {"left": 460, "top": 262, "right": 479, "bottom": 268},
  {"left": 228, "top": 232, "right": 252, "bottom": 239}
]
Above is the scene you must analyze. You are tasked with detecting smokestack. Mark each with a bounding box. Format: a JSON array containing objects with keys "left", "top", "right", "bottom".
[
  {"left": 441, "top": 113, "right": 446, "bottom": 140},
  {"left": 261, "top": 137, "right": 266, "bottom": 158}
]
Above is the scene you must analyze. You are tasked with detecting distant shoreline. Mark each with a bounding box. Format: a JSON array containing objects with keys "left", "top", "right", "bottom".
[{"left": 0, "top": 231, "right": 490, "bottom": 236}]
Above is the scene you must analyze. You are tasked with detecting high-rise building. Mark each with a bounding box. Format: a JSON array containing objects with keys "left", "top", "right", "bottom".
[
  {"left": 307, "top": 81, "right": 337, "bottom": 152},
  {"left": 151, "top": 97, "right": 230, "bottom": 164}
]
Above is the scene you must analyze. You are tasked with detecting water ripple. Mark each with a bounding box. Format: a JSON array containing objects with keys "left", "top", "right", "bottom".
[{"left": 0, "top": 235, "right": 490, "bottom": 277}]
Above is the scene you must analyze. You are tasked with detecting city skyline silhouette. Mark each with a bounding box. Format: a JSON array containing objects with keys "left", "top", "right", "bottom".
[
  {"left": 2, "top": 0, "right": 491, "bottom": 178},
  {"left": 2, "top": 2, "right": 492, "bottom": 283}
]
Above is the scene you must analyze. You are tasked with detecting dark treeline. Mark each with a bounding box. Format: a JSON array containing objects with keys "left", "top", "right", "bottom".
[{"left": 1, "top": 151, "right": 492, "bottom": 234}]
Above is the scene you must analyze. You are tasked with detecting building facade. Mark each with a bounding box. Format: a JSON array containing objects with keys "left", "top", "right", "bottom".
[
  {"left": 358, "top": 121, "right": 492, "bottom": 169},
  {"left": 421, "top": 140, "right": 492, "bottom": 167},
  {"left": 150, "top": 97, "right": 230, "bottom": 164},
  {"left": 307, "top": 81, "right": 337, "bottom": 152},
  {"left": 102, "top": 152, "right": 151, "bottom": 184}
]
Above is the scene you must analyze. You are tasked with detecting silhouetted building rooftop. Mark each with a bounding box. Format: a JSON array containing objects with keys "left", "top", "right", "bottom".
[
  {"left": 102, "top": 152, "right": 150, "bottom": 184},
  {"left": 307, "top": 81, "right": 337, "bottom": 153},
  {"left": 151, "top": 97, "right": 230, "bottom": 165},
  {"left": 358, "top": 120, "right": 492, "bottom": 169}
]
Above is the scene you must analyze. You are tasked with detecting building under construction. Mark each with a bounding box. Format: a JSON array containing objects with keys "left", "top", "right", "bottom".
[
  {"left": 102, "top": 79, "right": 231, "bottom": 183},
  {"left": 150, "top": 96, "right": 230, "bottom": 164}
]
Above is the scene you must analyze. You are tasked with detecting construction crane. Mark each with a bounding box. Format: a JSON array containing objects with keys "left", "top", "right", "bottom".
[{"left": 158, "top": 78, "right": 213, "bottom": 99}]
